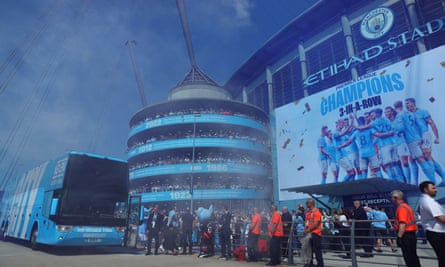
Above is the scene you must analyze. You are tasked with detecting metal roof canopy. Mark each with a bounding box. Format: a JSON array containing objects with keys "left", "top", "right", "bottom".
[{"left": 281, "top": 178, "right": 419, "bottom": 197}]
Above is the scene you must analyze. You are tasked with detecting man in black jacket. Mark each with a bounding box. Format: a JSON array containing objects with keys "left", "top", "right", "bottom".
[
  {"left": 281, "top": 206, "right": 293, "bottom": 261},
  {"left": 145, "top": 205, "right": 164, "bottom": 255},
  {"left": 352, "top": 200, "right": 373, "bottom": 257},
  {"left": 180, "top": 207, "right": 195, "bottom": 254},
  {"left": 219, "top": 206, "right": 232, "bottom": 260}
]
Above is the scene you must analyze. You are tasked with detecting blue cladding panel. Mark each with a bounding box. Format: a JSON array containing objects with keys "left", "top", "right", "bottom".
[{"left": 128, "top": 114, "right": 268, "bottom": 138}]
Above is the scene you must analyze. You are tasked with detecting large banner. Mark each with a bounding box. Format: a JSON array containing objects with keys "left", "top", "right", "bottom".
[{"left": 276, "top": 46, "right": 445, "bottom": 200}]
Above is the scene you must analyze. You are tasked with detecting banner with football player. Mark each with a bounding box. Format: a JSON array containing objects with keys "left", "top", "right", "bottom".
[{"left": 276, "top": 46, "right": 445, "bottom": 200}]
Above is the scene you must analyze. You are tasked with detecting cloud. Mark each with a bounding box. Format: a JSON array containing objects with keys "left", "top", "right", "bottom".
[
  {"left": 187, "top": 0, "right": 253, "bottom": 30},
  {"left": 229, "top": 0, "right": 252, "bottom": 23}
]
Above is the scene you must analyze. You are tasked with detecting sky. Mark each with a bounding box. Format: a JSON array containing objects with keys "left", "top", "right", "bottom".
[{"left": 0, "top": 0, "right": 317, "bottom": 188}]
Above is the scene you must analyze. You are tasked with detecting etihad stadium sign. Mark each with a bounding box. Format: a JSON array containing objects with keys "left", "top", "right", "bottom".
[{"left": 304, "top": 18, "right": 444, "bottom": 87}]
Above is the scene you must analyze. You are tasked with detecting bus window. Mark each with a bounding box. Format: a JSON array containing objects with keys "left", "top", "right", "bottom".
[
  {"left": 50, "top": 198, "right": 59, "bottom": 216},
  {"left": 114, "top": 202, "right": 127, "bottom": 219}
]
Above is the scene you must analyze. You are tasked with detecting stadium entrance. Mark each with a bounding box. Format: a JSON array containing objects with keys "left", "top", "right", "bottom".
[{"left": 282, "top": 178, "right": 418, "bottom": 216}]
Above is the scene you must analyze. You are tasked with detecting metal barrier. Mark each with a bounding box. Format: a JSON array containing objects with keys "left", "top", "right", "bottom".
[{"left": 281, "top": 219, "right": 438, "bottom": 267}]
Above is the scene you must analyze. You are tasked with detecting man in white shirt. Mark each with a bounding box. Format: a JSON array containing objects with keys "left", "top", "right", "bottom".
[{"left": 418, "top": 181, "right": 445, "bottom": 267}]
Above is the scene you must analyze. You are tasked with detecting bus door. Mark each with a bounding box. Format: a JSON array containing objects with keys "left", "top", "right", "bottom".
[{"left": 125, "top": 195, "right": 142, "bottom": 248}]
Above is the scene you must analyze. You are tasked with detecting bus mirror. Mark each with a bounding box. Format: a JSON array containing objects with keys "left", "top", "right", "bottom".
[{"left": 50, "top": 198, "right": 59, "bottom": 215}]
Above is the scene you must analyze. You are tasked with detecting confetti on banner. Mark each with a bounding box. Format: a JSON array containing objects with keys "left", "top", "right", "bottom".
[
  {"left": 282, "top": 138, "right": 291, "bottom": 149},
  {"left": 427, "top": 77, "right": 434, "bottom": 82},
  {"left": 440, "top": 61, "right": 445, "bottom": 68},
  {"left": 405, "top": 60, "right": 410, "bottom": 67},
  {"left": 297, "top": 166, "right": 304, "bottom": 171},
  {"left": 380, "top": 70, "right": 386, "bottom": 75},
  {"left": 299, "top": 138, "right": 304, "bottom": 147},
  {"left": 429, "top": 97, "right": 435, "bottom": 103}
]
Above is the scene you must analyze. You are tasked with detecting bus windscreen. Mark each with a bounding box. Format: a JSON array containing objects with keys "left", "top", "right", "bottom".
[{"left": 56, "top": 154, "right": 128, "bottom": 226}]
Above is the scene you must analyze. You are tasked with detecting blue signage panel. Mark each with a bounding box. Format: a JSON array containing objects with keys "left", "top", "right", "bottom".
[
  {"left": 129, "top": 114, "right": 267, "bottom": 138},
  {"left": 129, "top": 163, "right": 267, "bottom": 179},
  {"left": 138, "top": 189, "right": 269, "bottom": 202},
  {"left": 343, "top": 192, "right": 392, "bottom": 207},
  {"left": 343, "top": 193, "right": 395, "bottom": 217},
  {"left": 128, "top": 138, "right": 267, "bottom": 158}
]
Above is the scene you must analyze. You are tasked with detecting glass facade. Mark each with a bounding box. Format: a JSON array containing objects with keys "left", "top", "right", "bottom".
[
  {"left": 305, "top": 32, "right": 351, "bottom": 95},
  {"left": 417, "top": 0, "right": 445, "bottom": 49},
  {"left": 247, "top": 81, "right": 269, "bottom": 114},
  {"left": 127, "top": 98, "right": 272, "bottom": 212},
  {"left": 272, "top": 57, "right": 304, "bottom": 108}
]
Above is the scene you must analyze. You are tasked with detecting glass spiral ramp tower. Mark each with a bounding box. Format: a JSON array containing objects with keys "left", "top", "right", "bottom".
[
  {"left": 127, "top": 66, "right": 272, "bottom": 211},
  {"left": 126, "top": 0, "right": 272, "bottom": 212}
]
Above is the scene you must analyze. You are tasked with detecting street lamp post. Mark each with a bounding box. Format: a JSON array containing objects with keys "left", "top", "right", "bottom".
[{"left": 190, "top": 115, "right": 197, "bottom": 212}]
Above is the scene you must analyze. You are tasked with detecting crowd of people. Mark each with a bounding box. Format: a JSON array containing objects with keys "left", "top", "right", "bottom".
[
  {"left": 128, "top": 152, "right": 270, "bottom": 172},
  {"left": 139, "top": 182, "right": 444, "bottom": 267},
  {"left": 129, "top": 181, "right": 265, "bottom": 195},
  {"left": 138, "top": 201, "right": 318, "bottom": 266},
  {"left": 130, "top": 107, "right": 268, "bottom": 128},
  {"left": 127, "top": 128, "right": 269, "bottom": 153}
]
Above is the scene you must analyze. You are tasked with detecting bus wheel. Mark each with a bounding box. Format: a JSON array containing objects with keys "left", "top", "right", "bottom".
[
  {"left": 0, "top": 230, "right": 7, "bottom": 242},
  {"left": 30, "top": 227, "right": 39, "bottom": 250}
]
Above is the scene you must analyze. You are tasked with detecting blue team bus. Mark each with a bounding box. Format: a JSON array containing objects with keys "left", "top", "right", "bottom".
[{"left": 0, "top": 151, "right": 129, "bottom": 249}]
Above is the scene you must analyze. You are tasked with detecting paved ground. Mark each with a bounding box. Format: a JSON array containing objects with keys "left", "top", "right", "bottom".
[
  {"left": 0, "top": 239, "right": 438, "bottom": 267},
  {"left": 0, "top": 240, "right": 270, "bottom": 267}
]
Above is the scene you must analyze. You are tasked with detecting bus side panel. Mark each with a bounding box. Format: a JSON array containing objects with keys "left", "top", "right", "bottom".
[
  {"left": 8, "top": 183, "right": 29, "bottom": 237},
  {"left": 46, "top": 155, "right": 68, "bottom": 191},
  {"left": 34, "top": 224, "right": 124, "bottom": 246},
  {"left": 15, "top": 186, "right": 37, "bottom": 239},
  {"left": 7, "top": 162, "right": 48, "bottom": 240},
  {"left": 35, "top": 155, "right": 69, "bottom": 245}
]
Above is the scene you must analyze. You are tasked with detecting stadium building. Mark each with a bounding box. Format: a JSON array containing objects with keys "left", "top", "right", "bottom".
[
  {"left": 128, "top": 0, "right": 445, "bottom": 211},
  {"left": 224, "top": 0, "right": 445, "bottom": 206},
  {"left": 127, "top": 66, "right": 272, "bottom": 212}
]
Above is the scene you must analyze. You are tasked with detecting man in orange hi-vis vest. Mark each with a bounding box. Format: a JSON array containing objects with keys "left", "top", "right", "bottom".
[
  {"left": 304, "top": 198, "right": 324, "bottom": 267},
  {"left": 391, "top": 190, "right": 421, "bottom": 267},
  {"left": 267, "top": 204, "right": 283, "bottom": 266},
  {"left": 247, "top": 207, "right": 262, "bottom": 262}
]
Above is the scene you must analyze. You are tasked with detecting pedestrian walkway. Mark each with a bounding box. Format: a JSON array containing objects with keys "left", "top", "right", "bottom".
[
  {"left": 0, "top": 239, "right": 438, "bottom": 267},
  {"left": 138, "top": 242, "right": 438, "bottom": 267}
]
